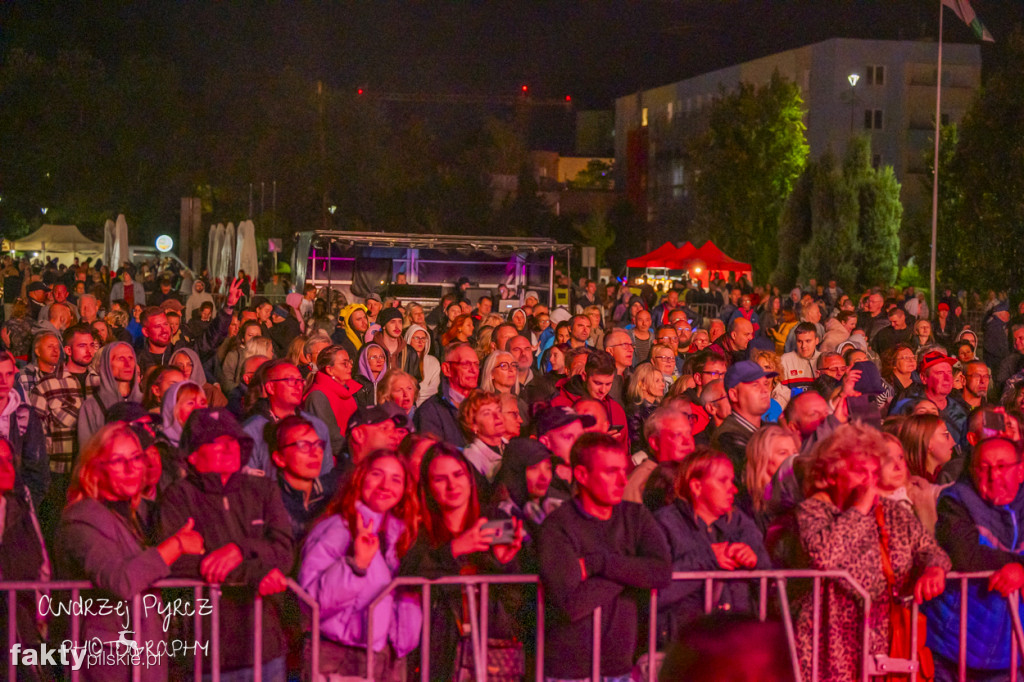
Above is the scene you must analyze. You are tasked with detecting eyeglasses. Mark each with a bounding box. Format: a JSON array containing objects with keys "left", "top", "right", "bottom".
[
  {"left": 494, "top": 362, "right": 515, "bottom": 371},
  {"left": 652, "top": 356, "right": 675, "bottom": 363},
  {"left": 335, "top": 359, "right": 353, "bottom": 367},
  {"left": 701, "top": 370, "right": 724, "bottom": 378},
  {"left": 104, "top": 453, "right": 146, "bottom": 471},
  {"left": 268, "top": 377, "right": 304, "bottom": 385},
  {"left": 606, "top": 342, "right": 634, "bottom": 350},
  {"left": 282, "top": 439, "right": 326, "bottom": 454},
  {"left": 448, "top": 360, "right": 480, "bottom": 369}
]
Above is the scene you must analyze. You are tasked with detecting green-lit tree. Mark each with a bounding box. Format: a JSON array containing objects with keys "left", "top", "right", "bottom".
[
  {"left": 934, "top": 28, "right": 1024, "bottom": 290},
  {"left": 687, "top": 71, "right": 809, "bottom": 279}
]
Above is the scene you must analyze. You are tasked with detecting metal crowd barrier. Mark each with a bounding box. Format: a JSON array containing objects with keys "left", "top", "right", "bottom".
[
  {"left": 363, "top": 570, "right": 1024, "bottom": 682},
  {"left": 1, "top": 577, "right": 319, "bottom": 682}
]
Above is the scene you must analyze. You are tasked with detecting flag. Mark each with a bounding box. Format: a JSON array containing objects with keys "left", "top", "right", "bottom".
[{"left": 942, "top": 0, "right": 995, "bottom": 42}]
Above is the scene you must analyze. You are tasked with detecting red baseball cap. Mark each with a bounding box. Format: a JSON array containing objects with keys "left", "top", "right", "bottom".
[{"left": 919, "top": 350, "right": 956, "bottom": 374}]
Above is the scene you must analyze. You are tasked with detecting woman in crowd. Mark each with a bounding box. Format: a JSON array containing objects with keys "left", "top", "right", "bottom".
[
  {"left": 141, "top": 365, "right": 186, "bottom": 414},
  {"left": 688, "top": 328, "right": 711, "bottom": 352},
  {"left": 458, "top": 390, "right": 508, "bottom": 502},
  {"left": 0, "top": 438, "right": 51, "bottom": 662},
  {"left": 171, "top": 347, "right": 227, "bottom": 408},
  {"left": 493, "top": 437, "right": 561, "bottom": 550},
  {"left": 404, "top": 324, "right": 441, "bottom": 405},
  {"left": 480, "top": 350, "right": 518, "bottom": 394},
  {"left": 655, "top": 448, "right": 770, "bottom": 642},
  {"left": 886, "top": 414, "right": 956, "bottom": 533},
  {"left": 299, "top": 451, "right": 421, "bottom": 682},
  {"left": 304, "top": 345, "right": 362, "bottom": 464},
  {"left": 219, "top": 320, "right": 263, "bottom": 394},
  {"left": 626, "top": 363, "right": 664, "bottom": 452},
  {"left": 508, "top": 308, "right": 529, "bottom": 333},
  {"left": 396, "top": 433, "right": 439, "bottom": 487},
  {"left": 58, "top": 422, "right": 205, "bottom": 682},
  {"left": 155, "top": 380, "right": 208, "bottom": 481},
  {"left": 378, "top": 369, "right": 419, "bottom": 427},
  {"left": 742, "top": 425, "right": 800, "bottom": 528},
  {"left": 399, "top": 443, "right": 523, "bottom": 682},
  {"left": 752, "top": 348, "right": 790, "bottom": 414},
  {"left": 795, "top": 422, "right": 950, "bottom": 682},
  {"left": 650, "top": 342, "right": 680, "bottom": 388},
  {"left": 356, "top": 342, "right": 389, "bottom": 406},
  {"left": 499, "top": 392, "right": 524, "bottom": 439},
  {"left": 441, "top": 314, "right": 475, "bottom": 347},
  {"left": 474, "top": 326, "right": 496, "bottom": 362},
  {"left": 912, "top": 319, "right": 934, "bottom": 350},
  {"left": 881, "top": 344, "right": 918, "bottom": 402}
]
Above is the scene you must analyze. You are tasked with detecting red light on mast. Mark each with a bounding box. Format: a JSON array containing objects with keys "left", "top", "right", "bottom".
[
  {"left": 357, "top": 88, "right": 364, "bottom": 95},
  {"left": 521, "top": 85, "right": 528, "bottom": 93}
]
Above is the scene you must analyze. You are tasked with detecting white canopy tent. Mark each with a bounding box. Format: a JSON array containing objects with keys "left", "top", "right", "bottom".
[
  {"left": 110, "top": 214, "right": 129, "bottom": 271},
  {"left": 236, "top": 220, "right": 259, "bottom": 282},
  {"left": 218, "top": 222, "right": 235, "bottom": 291},
  {"left": 10, "top": 224, "right": 103, "bottom": 264},
  {"left": 103, "top": 219, "right": 115, "bottom": 267}
]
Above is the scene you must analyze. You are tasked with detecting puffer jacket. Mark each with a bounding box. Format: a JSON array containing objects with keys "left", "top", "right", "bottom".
[
  {"left": 298, "top": 502, "right": 421, "bottom": 654},
  {"left": 926, "top": 478, "right": 1024, "bottom": 670}
]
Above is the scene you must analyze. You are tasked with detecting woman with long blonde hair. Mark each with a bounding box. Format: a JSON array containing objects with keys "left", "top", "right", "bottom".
[{"left": 61, "top": 422, "right": 205, "bottom": 681}]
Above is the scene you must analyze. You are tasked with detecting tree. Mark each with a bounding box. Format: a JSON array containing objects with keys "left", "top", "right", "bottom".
[
  {"left": 572, "top": 210, "right": 616, "bottom": 269},
  {"left": 778, "top": 136, "right": 902, "bottom": 290},
  {"left": 569, "top": 160, "right": 613, "bottom": 189},
  {"left": 687, "top": 71, "right": 809, "bottom": 279},
  {"left": 933, "top": 28, "right": 1024, "bottom": 291}
]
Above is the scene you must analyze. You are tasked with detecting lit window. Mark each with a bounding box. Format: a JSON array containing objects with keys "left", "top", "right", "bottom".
[{"left": 642, "top": 108, "right": 649, "bottom": 127}]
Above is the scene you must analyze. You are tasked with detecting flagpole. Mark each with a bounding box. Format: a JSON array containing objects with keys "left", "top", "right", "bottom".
[{"left": 930, "top": 0, "right": 944, "bottom": 316}]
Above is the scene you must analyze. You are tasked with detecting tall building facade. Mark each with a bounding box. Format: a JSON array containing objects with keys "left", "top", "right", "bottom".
[{"left": 614, "top": 38, "right": 982, "bottom": 236}]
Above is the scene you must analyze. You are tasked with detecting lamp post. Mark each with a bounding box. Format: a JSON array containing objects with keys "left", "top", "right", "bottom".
[{"left": 847, "top": 73, "right": 860, "bottom": 134}]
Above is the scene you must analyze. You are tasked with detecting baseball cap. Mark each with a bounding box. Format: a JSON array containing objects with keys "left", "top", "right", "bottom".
[
  {"left": 524, "top": 291, "right": 540, "bottom": 302},
  {"left": 724, "top": 360, "right": 778, "bottom": 391},
  {"left": 27, "top": 282, "right": 50, "bottom": 293},
  {"left": 181, "top": 408, "right": 254, "bottom": 460},
  {"left": 535, "top": 406, "right": 596, "bottom": 436},
  {"left": 919, "top": 350, "right": 956, "bottom": 374},
  {"left": 937, "top": 302, "right": 950, "bottom": 312},
  {"left": 347, "top": 404, "right": 406, "bottom": 431},
  {"left": 365, "top": 293, "right": 382, "bottom": 303},
  {"left": 160, "top": 298, "right": 184, "bottom": 313}
]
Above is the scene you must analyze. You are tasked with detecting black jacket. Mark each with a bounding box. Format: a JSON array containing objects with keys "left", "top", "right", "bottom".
[
  {"left": 157, "top": 468, "right": 294, "bottom": 671},
  {"left": 537, "top": 499, "right": 671, "bottom": 678}
]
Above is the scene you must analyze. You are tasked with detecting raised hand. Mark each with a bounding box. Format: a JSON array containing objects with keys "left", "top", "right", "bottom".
[{"left": 352, "top": 513, "right": 380, "bottom": 570}]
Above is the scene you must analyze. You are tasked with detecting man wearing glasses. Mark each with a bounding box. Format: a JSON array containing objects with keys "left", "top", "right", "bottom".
[
  {"left": 270, "top": 415, "right": 341, "bottom": 541},
  {"left": 414, "top": 342, "right": 480, "bottom": 447},
  {"left": 244, "top": 359, "right": 334, "bottom": 479}
]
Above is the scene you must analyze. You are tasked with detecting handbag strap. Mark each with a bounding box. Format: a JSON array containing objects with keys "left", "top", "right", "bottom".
[{"left": 874, "top": 503, "right": 899, "bottom": 595}]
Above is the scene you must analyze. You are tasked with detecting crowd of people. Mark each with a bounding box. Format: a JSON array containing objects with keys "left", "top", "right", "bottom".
[{"left": 3, "top": 253, "right": 1024, "bottom": 681}]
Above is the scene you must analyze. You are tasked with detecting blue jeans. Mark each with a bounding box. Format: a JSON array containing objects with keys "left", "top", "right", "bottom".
[{"left": 203, "top": 656, "right": 286, "bottom": 682}]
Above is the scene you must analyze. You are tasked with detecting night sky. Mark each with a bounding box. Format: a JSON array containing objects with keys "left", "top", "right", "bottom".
[{"left": 2, "top": 1, "right": 1020, "bottom": 111}]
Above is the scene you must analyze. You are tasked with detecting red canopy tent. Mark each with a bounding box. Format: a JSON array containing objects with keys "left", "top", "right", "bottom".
[
  {"left": 689, "top": 241, "right": 751, "bottom": 287},
  {"left": 625, "top": 242, "right": 682, "bottom": 268}
]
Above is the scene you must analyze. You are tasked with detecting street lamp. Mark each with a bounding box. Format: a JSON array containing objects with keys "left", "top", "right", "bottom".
[{"left": 847, "top": 73, "right": 860, "bottom": 134}]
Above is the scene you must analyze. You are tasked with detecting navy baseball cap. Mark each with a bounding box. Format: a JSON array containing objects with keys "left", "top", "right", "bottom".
[{"left": 724, "top": 360, "right": 778, "bottom": 391}]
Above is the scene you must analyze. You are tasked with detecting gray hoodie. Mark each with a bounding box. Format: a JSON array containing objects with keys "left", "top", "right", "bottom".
[
  {"left": 78, "top": 342, "right": 144, "bottom": 447},
  {"left": 404, "top": 323, "right": 441, "bottom": 406}
]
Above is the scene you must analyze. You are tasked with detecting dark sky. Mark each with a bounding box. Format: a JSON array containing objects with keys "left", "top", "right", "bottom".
[{"left": 2, "top": 1, "right": 1020, "bottom": 110}]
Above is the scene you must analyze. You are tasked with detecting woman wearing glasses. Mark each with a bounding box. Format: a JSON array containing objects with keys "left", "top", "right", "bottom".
[
  {"left": 58, "top": 422, "right": 206, "bottom": 682},
  {"left": 479, "top": 350, "right": 518, "bottom": 394}
]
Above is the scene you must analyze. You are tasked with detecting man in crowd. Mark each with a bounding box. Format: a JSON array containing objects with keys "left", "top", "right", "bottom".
[
  {"left": 910, "top": 351, "right": 970, "bottom": 445},
  {"left": 343, "top": 404, "right": 405, "bottom": 470},
  {"left": 602, "top": 328, "right": 634, "bottom": 405},
  {"left": 538, "top": 432, "right": 671, "bottom": 681},
  {"left": 37, "top": 284, "right": 78, "bottom": 323},
  {"left": 159, "top": 408, "right": 293, "bottom": 680},
  {"left": 77, "top": 294, "right": 100, "bottom": 325},
  {"left": 569, "top": 315, "right": 592, "bottom": 349},
  {"left": 958, "top": 360, "right": 991, "bottom": 411},
  {"left": 857, "top": 291, "right": 889, "bottom": 342},
  {"left": 711, "top": 360, "right": 775, "bottom": 472},
  {"left": 78, "top": 340, "right": 142, "bottom": 446},
  {"left": 698, "top": 379, "right": 731, "bottom": 443},
  {"left": 708, "top": 317, "right": 754, "bottom": 367},
  {"left": 624, "top": 406, "right": 695, "bottom": 507},
  {"left": 685, "top": 351, "right": 728, "bottom": 404},
  {"left": 551, "top": 350, "right": 629, "bottom": 449},
  {"left": 929, "top": 437, "right": 1024, "bottom": 681},
  {"left": 507, "top": 334, "right": 535, "bottom": 389},
  {"left": 536, "top": 405, "right": 595, "bottom": 495},
  {"left": 364, "top": 293, "right": 383, "bottom": 324},
  {"left": 31, "top": 325, "right": 100, "bottom": 534},
  {"left": 372, "top": 307, "right": 416, "bottom": 374},
  {"left": 780, "top": 322, "right": 821, "bottom": 393},
  {"left": 244, "top": 360, "right": 333, "bottom": 478},
  {"left": 492, "top": 323, "right": 519, "bottom": 353},
  {"left": 17, "top": 332, "right": 61, "bottom": 396},
  {"left": 414, "top": 342, "right": 479, "bottom": 448},
  {"left": 269, "top": 416, "right": 339, "bottom": 541},
  {"left": 872, "top": 305, "right": 913, "bottom": 355},
  {"left": 995, "top": 324, "right": 1024, "bottom": 391}
]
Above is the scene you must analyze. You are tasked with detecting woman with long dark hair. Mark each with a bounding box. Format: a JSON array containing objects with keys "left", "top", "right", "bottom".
[
  {"left": 299, "top": 451, "right": 421, "bottom": 681},
  {"left": 399, "top": 443, "right": 524, "bottom": 682}
]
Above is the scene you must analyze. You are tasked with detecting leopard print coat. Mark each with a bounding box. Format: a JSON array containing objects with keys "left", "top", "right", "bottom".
[{"left": 796, "top": 496, "right": 951, "bottom": 682}]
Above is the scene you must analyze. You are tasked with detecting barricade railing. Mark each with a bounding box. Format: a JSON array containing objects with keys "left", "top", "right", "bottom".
[
  {"left": 363, "top": 569, "right": 873, "bottom": 682},
  {"left": 906, "top": 571, "right": 1024, "bottom": 682},
  {"left": 1, "top": 577, "right": 319, "bottom": 682}
]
